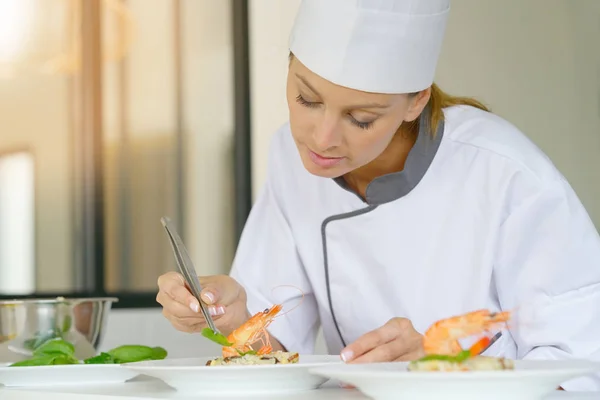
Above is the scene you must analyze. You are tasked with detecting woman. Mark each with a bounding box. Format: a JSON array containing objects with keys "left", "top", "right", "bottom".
[{"left": 156, "top": 0, "right": 600, "bottom": 390}]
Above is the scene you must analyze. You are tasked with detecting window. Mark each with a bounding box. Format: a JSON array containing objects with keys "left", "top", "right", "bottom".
[
  {"left": 0, "top": 151, "right": 35, "bottom": 294},
  {"left": 0, "top": 0, "right": 252, "bottom": 308}
]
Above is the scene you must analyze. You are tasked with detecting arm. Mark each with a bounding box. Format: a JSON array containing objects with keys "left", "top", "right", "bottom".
[
  {"left": 494, "top": 176, "right": 600, "bottom": 391},
  {"left": 229, "top": 131, "right": 320, "bottom": 354}
]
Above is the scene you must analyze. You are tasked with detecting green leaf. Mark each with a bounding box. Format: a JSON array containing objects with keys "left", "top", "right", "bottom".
[
  {"left": 11, "top": 338, "right": 168, "bottom": 366},
  {"left": 201, "top": 328, "right": 234, "bottom": 346},
  {"left": 33, "top": 338, "right": 75, "bottom": 357},
  {"left": 61, "top": 315, "right": 72, "bottom": 333},
  {"left": 10, "top": 355, "right": 58, "bottom": 367},
  {"left": 50, "top": 355, "right": 80, "bottom": 365},
  {"left": 23, "top": 330, "right": 63, "bottom": 351},
  {"left": 455, "top": 350, "right": 472, "bottom": 362},
  {"left": 9, "top": 354, "right": 78, "bottom": 367},
  {"left": 415, "top": 350, "right": 472, "bottom": 363},
  {"left": 107, "top": 345, "right": 168, "bottom": 363},
  {"left": 84, "top": 352, "right": 115, "bottom": 364},
  {"left": 236, "top": 349, "right": 257, "bottom": 356},
  {"left": 150, "top": 346, "right": 168, "bottom": 360}
]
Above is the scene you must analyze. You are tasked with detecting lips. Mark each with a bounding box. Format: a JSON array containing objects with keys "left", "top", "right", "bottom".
[{"left": 308, "top": 150, "right": 344, "bottom": 168}]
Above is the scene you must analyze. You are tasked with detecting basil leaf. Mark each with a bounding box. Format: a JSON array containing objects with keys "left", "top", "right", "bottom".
[
  {"left": 23, "top": 329, "right": 62, "bottom": 351},
  {"left": 12, "top": 338, "right": 168, "bottom": 366},
  {"left": 201, "top": 328, "right": 234, "bottom": 346},
  {"left": 10, "top": 355, "right": 58, "bottom": 367},
  {"left": 50, "top": 355, "right": 80, "bottom": 365},
  {"left": 10, "top": 354, "right": 78, "bottom": 367},
  {"left": 236, "top": 349, "right": 257, "bottom": 356},
  {"left": 107, "top": 345, "right": 168, "bottom": 363},
  {"left": 150, "top": 346, "right": 167, "bottom": 360},
  {"left": 416, "top": 350, "right": 472, "bottom": 363},
  {"left": 33, "top": 338, "right": 75, "bottom": 357},
  {"left": 455, "top": 350, "right": 472, "bottom": 362},
  {"left": 84, "top": 352, "right": 115, "bottom": 364}
]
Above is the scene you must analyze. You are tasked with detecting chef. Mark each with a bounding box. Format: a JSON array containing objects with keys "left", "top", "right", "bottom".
[{"left": 156, "top": 0, "right": 600, "bottom": 391}]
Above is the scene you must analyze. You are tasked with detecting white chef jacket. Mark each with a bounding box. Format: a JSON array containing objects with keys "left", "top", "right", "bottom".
[{"left": 229, "top": 104, "right": 600, "bottom": 391}]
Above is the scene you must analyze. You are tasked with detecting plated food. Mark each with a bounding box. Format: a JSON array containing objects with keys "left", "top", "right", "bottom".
[
  {"left": 206, "top": 350, "right": 299, "bottom": 366},
  {"left": 408, "top": 309, "right": 513, "bottom": 372},
  {"left": 202, "top": 302, "right": 302, "bottom": 367},
  {"left": 408, "top": 355, "right": 514, "bottom": 372}
]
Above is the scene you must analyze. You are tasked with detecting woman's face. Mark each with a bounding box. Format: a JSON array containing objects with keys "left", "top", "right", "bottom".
[{"left": 286, "top": 57, "right": 428, "bottom": 178}]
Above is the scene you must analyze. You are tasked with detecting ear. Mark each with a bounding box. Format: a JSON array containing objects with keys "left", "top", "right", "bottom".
[{"left": 404, "top": 87, "right": 431, "bottom": 122}]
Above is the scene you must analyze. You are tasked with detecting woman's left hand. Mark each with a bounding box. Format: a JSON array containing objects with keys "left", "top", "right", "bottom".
[{"left": 340, "top": 318, "right": 425, "bottom": 364}]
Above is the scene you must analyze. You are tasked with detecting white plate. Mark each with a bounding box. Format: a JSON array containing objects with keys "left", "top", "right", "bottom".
[
  {"left": 122, "top": 354, "right": 342, "bottom": 395},
  {"left": 0, "top": 363, "right": 140, "bottom": 387},
  {"left": 309, "top": 359, "right": 600, "bottom": 400}
]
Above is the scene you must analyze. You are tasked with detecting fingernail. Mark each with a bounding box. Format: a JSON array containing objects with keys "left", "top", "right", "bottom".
[
  {"left": 190, "top": 302, "right": 199, "bottom": 313},
  {"left": 340, "top": 349, "right": 353, "bottom": 362},
  {"left": 202, "top": 292, "right": 215, "bottom": 304},
  {"left": 209, "top": 306, "right": 225, "bottom": 316}
]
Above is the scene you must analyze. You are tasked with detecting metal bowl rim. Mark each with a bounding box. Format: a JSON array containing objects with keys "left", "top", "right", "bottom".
[{"left": 0, "top": 297, "right": 119, "bottom": 306}]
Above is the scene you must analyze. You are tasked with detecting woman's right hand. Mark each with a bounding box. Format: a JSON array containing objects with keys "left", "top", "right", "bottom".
[{"left": 156, "top": 272, "right": 250, "bottom": 336}]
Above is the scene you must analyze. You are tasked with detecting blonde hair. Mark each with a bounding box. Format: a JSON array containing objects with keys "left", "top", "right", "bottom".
[
  {"left": 288, "top": 52, "right": 489, "bottom": 137},
  {"left": 407, "top": 83, "right": 490, "bottom": 137}
]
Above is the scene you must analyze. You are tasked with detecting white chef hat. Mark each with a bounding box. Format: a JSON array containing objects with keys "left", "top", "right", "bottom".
[{"left": 288, "top": 0, "right": 450, "bottom": 94}]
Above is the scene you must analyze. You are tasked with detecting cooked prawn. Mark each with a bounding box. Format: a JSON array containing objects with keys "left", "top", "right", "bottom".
[
  {"left": 222, "top": 304, "right": 283, "bottom": 358},
  {"left": 422, "top": 309, "right": 511, "bottom": 356},
  {"left": 221, "top": 285, "right": 305, "bottom": 358}
]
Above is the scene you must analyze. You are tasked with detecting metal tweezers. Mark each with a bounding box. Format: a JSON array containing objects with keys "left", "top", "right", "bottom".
[
  {"left": 478, "top": 331, "right": 502, "bottom": 355},
  {"left": 160, "top": 216, "right": 220, "bottom": 334}
]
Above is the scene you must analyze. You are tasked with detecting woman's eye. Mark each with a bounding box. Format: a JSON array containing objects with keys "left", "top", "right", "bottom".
[
  {"left": 349, "top": 116, "right": 374, "bottom": 130},
  {"left": 296, "top": 94, "right": 320, "bottom": 108},
  {"left": 296, "top": 94, "right": 373, "bottom": 130}
]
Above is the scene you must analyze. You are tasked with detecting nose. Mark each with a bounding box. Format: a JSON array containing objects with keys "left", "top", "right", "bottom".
[{"left": 312, "top": 117, "right": 342, "bottom": 151}]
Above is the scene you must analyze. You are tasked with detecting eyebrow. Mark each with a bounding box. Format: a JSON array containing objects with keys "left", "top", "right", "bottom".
[{"left": 295, "top": 73, "right": 390, "bottom": 110}]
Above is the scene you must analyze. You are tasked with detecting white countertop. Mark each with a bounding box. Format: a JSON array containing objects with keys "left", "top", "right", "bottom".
[{"left": 0, "top": 376, "right": 598, "bottom": 400}]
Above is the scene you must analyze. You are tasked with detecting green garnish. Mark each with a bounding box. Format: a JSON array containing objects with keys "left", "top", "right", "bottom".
[
  {"left": 10, "top": 354, "right": 78, "bottom": 367},
  {"left": 106, "top": 345, "right": 167, "bottom": 364},
  {"left": 415, "top": 350, "right": 472, "bottom": 363},
  {"left": 201, "top": 328, "right": 234, "bottom": 346},
  {"left": 9, "top": 338, "right": 168, "bottom": 367},
  {"left": 33, "top": 338, "right": 75, "bottom": 358},
  {"left": 83, "top": 352, "right": 115, "bottom": 364},
  {"left": 236, "top": 349, "right": 257, "bottom": 356},
  {"left": 23, "top": 329, "right": 64, "bottom": 351}
]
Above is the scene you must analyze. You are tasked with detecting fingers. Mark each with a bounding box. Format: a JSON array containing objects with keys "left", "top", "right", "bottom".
[
  {"left": 157, "top": 290, "right": 224, "bottom": 319},
  {"left": 349, "top": 340, "right": 409, "bottom": 364},
  {"left": 340, "top": 318, "right": 423, "bottom": 364},
  {"left": 157, "top": 272, "right": 230, "bottom": 313},
  {"left": 157, "top": 272, "right": 198, "bottom": 312},
  {"left": 198, "top": 275, "right": 245, "bottom": 307},
  {"left": 340, "top": 321, "right": 399, "bottom": 362},
  {"left": 157, "top": 272, "right": 246, "bottom": 334},
  {"left": 162, "top": 310, "right": 204, "bottom": 333},
  {"left": 157, "top": 272, "right": 227, "bottom": 333}
]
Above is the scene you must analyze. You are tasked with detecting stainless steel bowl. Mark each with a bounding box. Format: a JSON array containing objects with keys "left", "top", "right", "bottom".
[{"left": 0, "top": 297, "right": 118, "bottom": 363}]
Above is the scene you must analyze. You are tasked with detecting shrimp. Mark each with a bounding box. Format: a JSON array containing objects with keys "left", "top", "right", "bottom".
[
  {"left": 422, "top": 309, "right": 511, "bottom": 356},
  {"left": 221, "top": 304, "right": 283, "bottom": 358}
]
